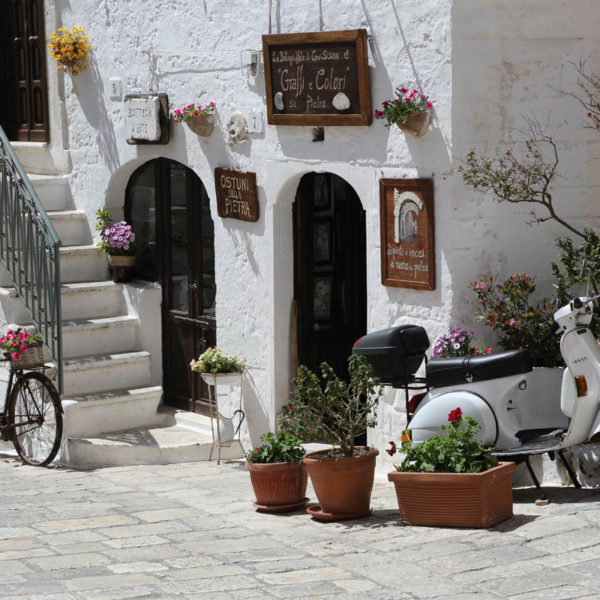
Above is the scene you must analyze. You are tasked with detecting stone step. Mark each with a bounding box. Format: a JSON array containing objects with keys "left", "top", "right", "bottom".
[
  {"left": 12, "top": 143, "right": 64, "bottom": 177},
  {"left": 61, "top": 385, "right": 163, "bottom": 439},
  {"left": 60, "top": 245, "right": 107, "bottom": 283},
  {"left": 61, "top": 315, "right": 139, "bottom": 359},
  {"left": 61, "top": 422, "right": 244, "bottom": 468},
  {"left": 0, "top": 281, "right": 125, "bottom": 323},
  {"left": 28, "top": 173, "right": 74, "bottom": 211},
  {"left": 63, "top": 350, "right": 151, "bottom": 396},
  {"left": 48, "top": 210, "right": 92, "bottom": 246}
]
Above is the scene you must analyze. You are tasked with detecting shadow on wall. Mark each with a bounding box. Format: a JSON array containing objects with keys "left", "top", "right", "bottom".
[
  {"left": 72, "top": 55, "right": 120, "bottom": 174},
  {"left": 241, "top": 370, "right": 270, "bottom": 448}
]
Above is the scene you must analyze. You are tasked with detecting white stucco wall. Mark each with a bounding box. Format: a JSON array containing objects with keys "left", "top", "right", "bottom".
[{"left": 40, "top": 0, "right": 600, "bottom": 466}]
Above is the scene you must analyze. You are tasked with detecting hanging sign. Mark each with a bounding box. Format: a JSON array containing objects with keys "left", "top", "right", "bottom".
[
  {"left": 124, "top": 93, "right": 169, "bottom": 144},
  {"left": 262, "top": 29, "right": 372, "bottom": 126},
  {"left": 379, "top": 178, "right": 435, "bottom": 290},
  {"left": 215, "top": 168, "right": 259, "bottom": 222}
]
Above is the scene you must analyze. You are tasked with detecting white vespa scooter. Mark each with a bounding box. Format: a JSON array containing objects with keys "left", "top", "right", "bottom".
[{"left": 353, "top": 295, "right": 600, "bottom": 499}]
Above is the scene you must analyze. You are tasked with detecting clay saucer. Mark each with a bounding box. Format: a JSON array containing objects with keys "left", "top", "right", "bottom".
[
  {"left": 253, "top": 497, "right": 309, "bottom": 513},
  {"left": 306, "top": 504, "right": 371, "bottom": 521}
]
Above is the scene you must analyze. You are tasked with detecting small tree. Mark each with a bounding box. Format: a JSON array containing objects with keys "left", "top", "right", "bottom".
[{"left": 280, "top": 354, "right": 382, "bottom": 458}]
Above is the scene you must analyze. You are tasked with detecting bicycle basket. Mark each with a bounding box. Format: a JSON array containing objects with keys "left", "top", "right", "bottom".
[{"left": 11, "top": 344, "right": 44, "bottom": 371}]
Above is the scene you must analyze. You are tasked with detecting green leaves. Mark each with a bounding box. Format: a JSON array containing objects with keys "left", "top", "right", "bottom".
[
  {"left": 397, "top": 415, "right": 498, "bottom": 474},
  {"left": 280, "top": 354, "right": 382, "bottom": 459},
  {"left": 246, "top": 432, "right": 305, "bottom": 464}
]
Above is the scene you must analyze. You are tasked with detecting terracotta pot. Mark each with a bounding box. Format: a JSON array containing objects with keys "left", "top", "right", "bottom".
[
  {"left": 388, "top": 461, "right": 516, "bottom": 528},
  {"left": 186, "top": 115, "right": 215, "bottom": 137},
  {"left": 396, "top": 110, "right": 430, "bottom": 137},
  {"left": 303, "top": 447, "right": 379, "bottom": 521},
  {"left": 245, "top": 461, "right": 308, "bottom": 512},
  {"left": 107, "top": 254, "right": 135, "bottom": 283}
]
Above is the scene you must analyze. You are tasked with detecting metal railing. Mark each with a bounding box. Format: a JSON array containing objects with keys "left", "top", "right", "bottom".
[{"left": 0, "top": 126, "right": 63, "bottom": 394}]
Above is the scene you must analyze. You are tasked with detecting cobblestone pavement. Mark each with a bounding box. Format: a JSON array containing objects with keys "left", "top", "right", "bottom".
[{"left": 1, "top": 443, "right": 600, "bottom": 600}]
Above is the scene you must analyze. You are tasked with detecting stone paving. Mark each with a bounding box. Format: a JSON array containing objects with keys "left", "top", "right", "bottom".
[{"left": 1, "top": 442, "right": 600, "bottom": 600}]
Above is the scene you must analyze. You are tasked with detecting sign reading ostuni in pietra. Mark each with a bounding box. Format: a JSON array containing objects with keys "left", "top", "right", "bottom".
[
  {"left": 379, "top": 179, "right": 435, "bottom": 290},
  {"left": 214, "top": 168, "right": 259, "bottom": 222},
  {"left": 262, "top": 29, "right": 372, "bottom": 126}
]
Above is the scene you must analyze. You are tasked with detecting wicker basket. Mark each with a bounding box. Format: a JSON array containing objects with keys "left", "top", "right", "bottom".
[{"left": 11, "top": 344, "right": 44, "bottom": 370}]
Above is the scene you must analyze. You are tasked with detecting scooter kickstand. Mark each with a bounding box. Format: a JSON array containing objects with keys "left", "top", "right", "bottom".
[
  {"left": 557, "top": 450, "right": 582, "bottom": 489},
  {"left": 524, "top": 456, "right": 549, "bottom": 505}
]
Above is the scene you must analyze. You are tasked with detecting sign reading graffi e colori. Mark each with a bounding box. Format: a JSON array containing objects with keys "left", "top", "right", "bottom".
[{"left": 379, "top": 178, "right": 435, "bottom": 290}]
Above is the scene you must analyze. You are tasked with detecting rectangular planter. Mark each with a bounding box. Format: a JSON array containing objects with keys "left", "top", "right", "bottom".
[{"left": 388, "top": 461, "right": 516, "bottom": 528}]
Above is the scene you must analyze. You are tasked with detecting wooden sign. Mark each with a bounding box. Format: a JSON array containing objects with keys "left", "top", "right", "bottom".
[
  {"left": 262, "top": 29, "right": 372, "bottom": 126},
  {"left": 124, "top": 93, "right": 169, "bottom": 145},
  {"left": 380, "top": 179, "right": 435, "bottom": 290},
  {"left": 215, "top": 168, "right": 259, "bottom": 222}
]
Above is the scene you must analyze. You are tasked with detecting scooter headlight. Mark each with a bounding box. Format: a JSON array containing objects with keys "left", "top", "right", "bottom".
[{"left": 575, "top": 375, "right": 588, "bottom": 397}]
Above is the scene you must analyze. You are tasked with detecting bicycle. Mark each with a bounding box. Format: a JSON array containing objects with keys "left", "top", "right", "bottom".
[{"left": 0, "top": 351, "right": 63, "bottom": 466}]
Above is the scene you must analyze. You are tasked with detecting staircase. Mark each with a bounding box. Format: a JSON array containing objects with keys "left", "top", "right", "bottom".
[{"left": 0, "top": 146, "right": 243, "bottom": 468}]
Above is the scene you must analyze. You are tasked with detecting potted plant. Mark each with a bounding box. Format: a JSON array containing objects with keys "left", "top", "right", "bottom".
[
  {"left": 374, "top": 87, "right": 433, "bottom": 136},
  {"left": 432, "top": 327, "right": 492, "bottom": 358},
  {"left": 0, "top": 329, "right": 44, "bottom": 370},
  {"left": 245, "top": 431, "right": 309, "bottom": 512},
  {"left": 387, "top": 407, "right": 515, "bottom": 527},
  {"left": 48, "top": 26, "right": 91, "bottom": 76},
  {"left": 170, "top": 102, "right": 216, "bottom": 136},
  {"left": 280, "top": 354, "right": 382, "bottom": 521},
  {"left": 95, "top": 210, "right": 136, "bottom": 283},
  {"left": 190, "top": 347, "right": 244, "bottom": 385}
]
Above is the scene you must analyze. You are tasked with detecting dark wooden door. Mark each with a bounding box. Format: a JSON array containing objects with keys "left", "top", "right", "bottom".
[
  {"left": 0, "top": 0, "right": 49, "bottom": 141},
  {"left": 294, "top": 173, "right": 367, "bottom": 379},
  {"left": 126, "top": 159, "right": 216, "bottom": 414}
]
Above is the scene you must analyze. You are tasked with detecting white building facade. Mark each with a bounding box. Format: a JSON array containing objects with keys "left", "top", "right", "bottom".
[{"left": 1, "top": 0, "right": 599, "bottom": 468}]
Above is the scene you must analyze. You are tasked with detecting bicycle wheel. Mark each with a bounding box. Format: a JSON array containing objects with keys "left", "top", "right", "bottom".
[{"left": 8, "top": 371, "right": 63, "bottom": 466}]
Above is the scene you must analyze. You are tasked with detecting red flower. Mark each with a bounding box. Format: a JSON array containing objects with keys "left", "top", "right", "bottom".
[
  {"left": 448, "top": 407, "right": 462, "bottom": 424},
  {"left": 374, "top": 110, "right": 384, "bottom": 118},
  {"left": 12, "top": 352, "right": 20, "bottom": 360},
  {"left": 386, "top": 441, "right": 397, "bottom": 456}
]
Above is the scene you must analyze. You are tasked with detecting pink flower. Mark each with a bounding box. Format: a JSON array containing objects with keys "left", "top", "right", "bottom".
[
  {"left": 210, "top": 102, "right": 216, "bottom": 107},
  {"left": 193, "top": 111, "right": 199, "bottom": 116},
  {"left": 20, "top": 344, "right": 27, "bottom": 351},
  {"left": 382, "top": 101, "right": 389, "bottom": 107},
  {"left": 508, "top": 318, "right": 518, "bottom": 327},
  {"left": 374, "top": 110, "right": 384, "bottom": 118},
  {"left": 12, "top": 352, "right": 20, "bottom": 360},
  {"left": 486, "top": 347, "right": 492, "bottom": 354},
  {"left": 399, "top": 88, "right": 408, "bottom": 94},
  {"left": 426, "top": 101, "right": 433, "bottom": 108}
]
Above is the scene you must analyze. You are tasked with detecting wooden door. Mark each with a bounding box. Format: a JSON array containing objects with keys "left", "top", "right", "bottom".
[
  {"left": 0, "top": 0, "right": 49, "bottom": 141},
  {"left": 294, "top": 173, "right": 367, "bottom": 379},
  {"left": 126, "top": 159, "right": 216, "bottom": 414}
]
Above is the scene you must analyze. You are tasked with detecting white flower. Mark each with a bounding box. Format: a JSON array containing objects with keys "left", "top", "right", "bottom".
[{"left": 452, "top": 342, "right": 461, "bottom": 350}]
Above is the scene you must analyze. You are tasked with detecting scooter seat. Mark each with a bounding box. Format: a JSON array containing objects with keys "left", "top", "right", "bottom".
[{"left": 426, "top": 349, "right": 532, "bottom": 387}]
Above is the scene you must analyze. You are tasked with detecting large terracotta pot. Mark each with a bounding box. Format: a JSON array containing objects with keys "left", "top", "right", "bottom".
[
  {"left": 245, "top": 461, "right": 308, "bottom": 512},
  {"left": 186, "top": 114, "right": 215, "bottom": 137},
  {"left": 303, "top": 447, "right": 379, "bottom": 521},
  {"left": 396, "top": 110, "right": 430, "bottom": 136},
  {"left": 388, "top": 461, "right": 516, "bottom": 528}
]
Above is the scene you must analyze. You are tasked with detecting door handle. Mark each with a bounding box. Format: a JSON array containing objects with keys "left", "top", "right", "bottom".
[
  {"left": 28, "top": 36, "right": 38, "bottom": 45},
  {"left": 188, "top": 283, "right": 198, "bottom": 291}
]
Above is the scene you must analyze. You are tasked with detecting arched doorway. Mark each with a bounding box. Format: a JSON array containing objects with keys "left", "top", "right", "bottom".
[
  {"left": 293, "top": 173, "right": 367, "bottom": 379},
  {"left": 125, "top": 158, "right": 216, "bottom": 414},
  {"left": 0, "top": 0, "right": 49, "bottom": 141}
]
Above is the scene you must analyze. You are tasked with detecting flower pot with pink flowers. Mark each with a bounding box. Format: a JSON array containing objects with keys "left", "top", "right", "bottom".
[
  {"left": 170, "top": 102, "right": 216, "bottom": 136},
  {"left": 95, "top": 210, "right": 136, "bottom": 283},
  {"left": 374, "top": 87, "right": 433, "bottom": 137},
  {"left": 0, "top": 329, "right": 44, "bottom": 370},
  {"left": 387, "top": 407, "right": 515, "bottom": 528}
]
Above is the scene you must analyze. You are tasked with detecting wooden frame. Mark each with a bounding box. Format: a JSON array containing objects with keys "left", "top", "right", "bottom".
[
  {"left": 262, "top": 29, "right": 372, "bottom": 126},
  {"left": 379, "top": 178, "right": 435, "bottom": 290}
]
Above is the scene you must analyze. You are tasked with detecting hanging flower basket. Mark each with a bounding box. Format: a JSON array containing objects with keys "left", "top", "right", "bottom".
[
  {"left": 187, "top": 114, "right": 215, "bottom": 137},
  {"left": 396, "top": 111, "right": 431, "bottom": 137}
]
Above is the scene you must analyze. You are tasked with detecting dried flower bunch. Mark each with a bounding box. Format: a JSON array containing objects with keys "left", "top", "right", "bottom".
[
  {"left": 431, "top": 327, "right": 491, "bottom": 358},
  {"left": 0, "top": 329, "right": 42, "bottom": 362},
  {"left": 190, "top": 347, "right": 244, "bottom": 374},
  {"left": 170, "top": 102, "right": 216, "bottom": 124},
  {"left": 48, "top": 26, "right": 90, "bottom": 75},
  {"left": 388, "top": 408, "right": 498, "bottom": 473},
  {"left": 374, "top": 87, "right": 433, "bottom": 127},
  {"left": 95, "top": 210, "right": 136, "bottom": 256}
]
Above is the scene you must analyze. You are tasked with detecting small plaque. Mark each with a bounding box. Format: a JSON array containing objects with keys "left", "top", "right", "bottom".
[
  {"left": 215, "top": 168, "right": 259, "bottom": 222},
  {"left": 124, "top": 93, "right": 169, "bottom": 145},
  {"left": 380, "top": 179, "right": 435, "bottom": 290},
  {"left": 262, "top": 29, "right": 372, "bottom": 126}
]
